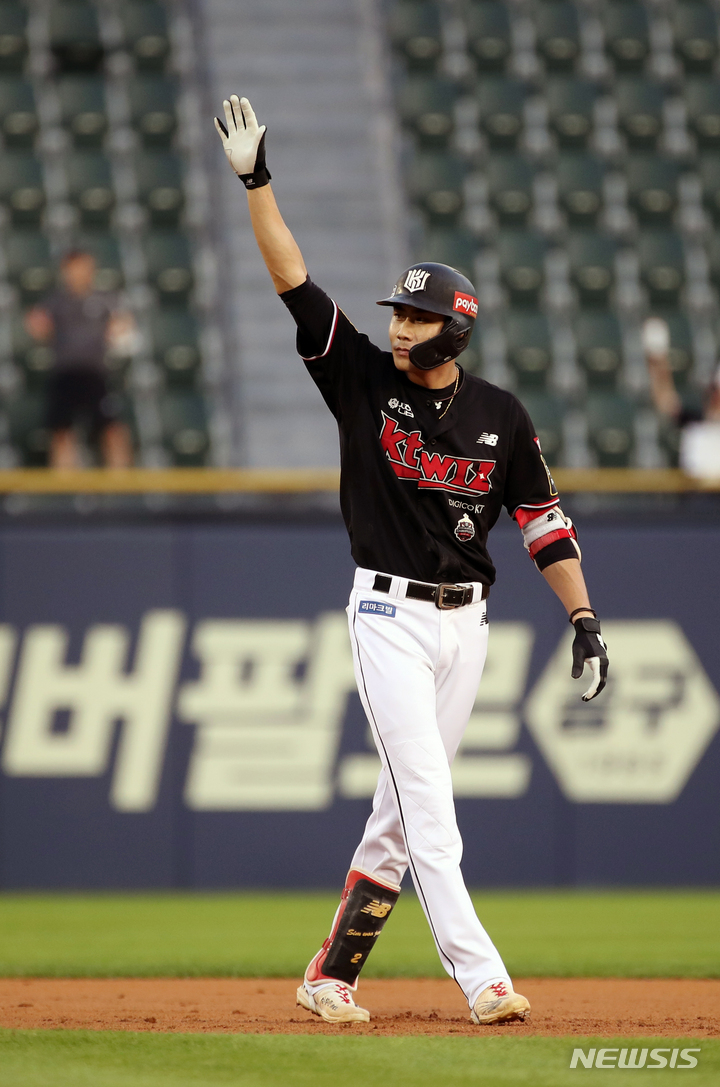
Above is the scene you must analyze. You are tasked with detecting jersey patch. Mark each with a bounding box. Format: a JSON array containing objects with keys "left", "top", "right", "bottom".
[
  {"left": 453, "top": 291, "right": 478, "bottom": 317},
  {"left": 359, "top": 600, "right": 396, "bottom": 617},
  {"left": 380, "top": 413, "right": 496, "bottom": 497},
  {"left": 454, "top": 514, "right": 476, "bottom": 542},
  {"left": 388, "top": 398, "right": 414, "bottom": 418}
]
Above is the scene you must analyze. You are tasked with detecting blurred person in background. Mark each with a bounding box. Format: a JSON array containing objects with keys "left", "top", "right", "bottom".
[
  {"left": 643, "top": 316, "right": 720, "bottom": 478},
  {"left": 25, "top": 250, "right": 136, "bottom": 468}
]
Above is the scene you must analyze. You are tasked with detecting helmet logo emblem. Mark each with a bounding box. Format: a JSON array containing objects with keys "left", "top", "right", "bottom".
[{"left": 403, "top": 268, "right": 431, "bottom": 293}]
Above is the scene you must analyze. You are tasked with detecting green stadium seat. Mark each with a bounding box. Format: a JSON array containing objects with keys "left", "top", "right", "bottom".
[
  {"left": 487, "top": 153, "right": 535, "bottom": 225},
  {"left": 128, "top": 76, "right": 178, "bottom": 146},
  {"left": 603, "top": 3, "right": 650, "bottom": 73},
  {"left": 626, "top": 155, "right": 680, "bottom": 224},
  {"left": 58, "top": 75, "right": 108, "bottom": 146},
  {"left": 0, "top": 77, "right": 38, "bottom": 146},
  {"left": 135, "top": 151, "right": 185, "bottom": 224},
  {"left": 396, "top": 75, "right": 459, "bottom": 148},
  {"left": 698, "top": 154, "right": 720, "bottom": 222},
  {"left": 75, "top": 231, "right": 124, "bottom": 291},
  {"left": 567, "top": 231, "right": 617, "bottom": 307},
  {"left": 672, "top": 3, "right": 718, "bottom": 74},
  {"left": 406, "top": 149, "right": 466, "bottom": 223},
  {"left": 67, "top": 151, "right": 115, "bottom": 225},
  {"left": 616, "top": 78, "right": 666, "bottom": 150},
  {"left": 638, "top": 230, "right": 685, "bottom": 306},
  {"left": 685, "top": 79, "right": 720, "bottom": 150},
  {"left": 419, "top": 227, "right": 478, "bottom": 281},
  {"left": 497, "top": 229, "right": 547, "bottom": 306},
  {"left": 3, "top": 231, "right": 54, "bottom": 301},
  {"left": 6, "top": 392, "right": 49, "bottom": 466},
  {"left": 0, "top": 152, "right": 45, "bottom": 224},
  {"left": 536, "top": 2, "right": 581, "bottom": 73},
  {"left": 465, "top": 1, "right": 511, "bottom": 73},
  {"left": 546, "top": 78, "right": 598, "bottom": 149},
  {"left": 0, "top": 5, "right": 28, "bottom": 73},
  {"left": 516, "top": 390, "right": 565, "bottom": 464},
  {"left": 504, "top": 310, "right": 552, "bottom": 387},
  {"left": 651, "top": 310, "right": 694, "bottom": 387},
  {"left": 11, "top": 311, "right": 53, "bottom": 389},
  {"left": 144, "top": 230, "right": 194, "bottom": 301},
  {"left": 557, "top": 153, "right": 605, "bottom": 225},
  {"left": 574, "top": 311, "right": 623, "bottom": 387},
  {"left": 160, "top": 390, "right": 209, "bottom": 465},
  {"left": 476, "top": 77, "right": 528, "bottom": 149},
  {"left": 48, "top": 2, "right": 103, "bottom": 73},
  {"left": 120, "top": 2, "right": 171, "bottom": 71},
  {"left": 587, "top": 391, "right": 636, "bottom": 467},
  {"left": 387, "top": 1, "right": 442, "bottom": 72},
  {"left": 150, "top": 309, "right": 201, "bottom": 384}
]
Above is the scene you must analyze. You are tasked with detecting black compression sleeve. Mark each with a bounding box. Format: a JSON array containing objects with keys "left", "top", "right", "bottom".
[
  {"left": 534, "top": 537, "right": 579, "bottom": 571},
  {"left": 280, "top": 277, "right": 336, "bottom": 359}
]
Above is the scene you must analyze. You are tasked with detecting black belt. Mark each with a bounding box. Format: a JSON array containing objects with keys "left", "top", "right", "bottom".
[{"left": 373, "top": 574, "right": 489, "bottom": 610}]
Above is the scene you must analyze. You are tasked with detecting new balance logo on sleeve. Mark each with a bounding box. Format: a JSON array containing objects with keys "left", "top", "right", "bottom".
[{"left": 477, "top": 433, "right": 499, "bottom": 446}]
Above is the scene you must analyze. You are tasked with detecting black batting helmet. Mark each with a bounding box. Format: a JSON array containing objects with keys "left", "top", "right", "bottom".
[{"left": 376, "top": 262, "right": 478, "bottom": 370}]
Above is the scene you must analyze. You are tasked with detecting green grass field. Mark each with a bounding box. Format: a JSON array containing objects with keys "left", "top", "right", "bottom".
[
  {"left": 0, "top": 889, "right": 718, "bottom": 978},
  {"left": 2, "top": 890, "right": 718, "bottom": 1086}
]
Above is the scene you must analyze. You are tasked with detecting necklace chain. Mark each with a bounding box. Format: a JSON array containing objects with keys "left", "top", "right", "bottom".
[{"left": 436, "top": 366, "right": 460, "bottom": 420}]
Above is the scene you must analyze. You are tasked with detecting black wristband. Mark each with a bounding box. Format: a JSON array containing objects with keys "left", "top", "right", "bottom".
[
  {"left": 238, "top": 166, "right": 271, "bottom": 190},
  {"left": 569, "top": 607, "right": 596, "bottom": 623}
]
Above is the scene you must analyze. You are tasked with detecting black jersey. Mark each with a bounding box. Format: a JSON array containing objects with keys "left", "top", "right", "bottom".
[{"left": 282, "top": 277, "right": 576, "bottom": 585}]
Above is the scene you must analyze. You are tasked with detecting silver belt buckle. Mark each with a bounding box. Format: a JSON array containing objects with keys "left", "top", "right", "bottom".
[{"left": 435, "top": 583, "right": 461, "bottom": 609}]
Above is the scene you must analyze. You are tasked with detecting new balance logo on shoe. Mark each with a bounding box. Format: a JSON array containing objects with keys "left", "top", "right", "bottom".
[{"left": 360, "top": 900, "right": 393, "bottom": 918}]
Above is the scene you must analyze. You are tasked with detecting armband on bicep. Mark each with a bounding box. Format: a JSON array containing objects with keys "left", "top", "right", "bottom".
[{"left": 515, "top": 505, "right": 581, "bottom": 564}]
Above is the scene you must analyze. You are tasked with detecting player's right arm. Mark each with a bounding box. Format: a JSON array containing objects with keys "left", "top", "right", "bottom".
[{"left": 214, "top": 95, "right": 307, "bottom": 294}]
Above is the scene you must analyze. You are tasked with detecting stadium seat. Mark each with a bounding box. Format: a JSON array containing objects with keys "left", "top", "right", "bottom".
[
  {"left": 574, "top": 310, "right": 623, "bottom": 387},
  {"left": 0, "top": 152, "right": 45, "bottom": 225},
  {"left": 128, "top": 76, "right": 178, "bottom": 146},
  {"left": 135, "top": 151, "right": 184, "bottom": 224},
  {"left": 567, "top": 231, "right": 616, "bottom": 307},
  {"left": 144, "top": 230, "right": 194, "bottom": 301},
  {"left": 159, "top": 390, "right": 209, "bottom": 465},
  {"left": 476, "top": 77, "right": 528, "bottom": 149},
  {"left": 603, "top": 3, "right": 650, "bottom": 73},
  {"left": 0, "top": 5, "right": 28, "bottom": 73},
  {"left": 58, "top": 75, "right": 108, "bottom": 146},
  {"left": 419, "top": 227, "right": 478, "bottom": 281},
  {"left": 535, "top": 2, "right": 581, "bottom": 73},
  {"left": 698, "top": 154, "right": 720, "bottom": 222},
  {"left": 120, "top": 2, "right": 171, "bottom": 71},
  {"left": 616, "top": 78, "right": 666, "bottom": 150},
  {"left": 6, "top": 392, "right": 49, "bottom": 466},
  {"left": 685, "top": 78, "right": 720, "bottom": 150},
  {"left": 396, "top": 75, "right": 459, "bottom": 148},
  {"left": 465, "top": 0, "right": 511, "bottom": 73},
  {"left": 587, "top": 391, "right": 636, "bottom": 466},
  {"left": 150, "top": 309, "right": 201, "bottom": 385},
  {"left": 3, "top": 231, "right": 54, "bottom": 301},
  {"left": 487, "top": 153, "right": 536, "bottom": 225},
  {"left": 387, "top": 1, "right": 442, "bottom": 71},
  {"left": 406, "top": 149, "right": 466, "bottom": 223},
  {"left": 651, "top": 310, "right": 694, "bottom": 386},
  {"left": 0, "top": 77, "right": 38, "bottom": 146},
  {"left": 626, "top": 155, "right": 680, "bottom": 224},
  {"left": 11, "top": 312, "right": 53, "bottom": 390},
  {"left": 504, "top": 310, "right": 552, "bottom": 387},
  {"left": 497, "top": 229, "right": 547, "bottom": 306},
  {"left": 546, "top": 78, "right": 598, "bottom": 149},
  {"left": 76, "top": 232, "right": 124, "bottom": 291},
  {"left": 516, "top": 390, "right": 565, "bottom": 464},
  {"left": 48, "top": 2, "right": 103, "bottom": 73},
  {"left": 638, "top": 230, "right": 686, "bottom": 306},
  {"left": 556, "top": 153, "right": 605, "bottom": 225},
  {"left": 672, "top": 2, "right": 718, "bottom": 74},
  {"left": 66, "top": 151, "right": 115, "bottom": 225}
]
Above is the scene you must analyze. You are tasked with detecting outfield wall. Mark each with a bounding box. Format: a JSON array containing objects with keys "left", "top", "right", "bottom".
[{"left": 0, "top": 515, "right": 718, "bottom": 888}]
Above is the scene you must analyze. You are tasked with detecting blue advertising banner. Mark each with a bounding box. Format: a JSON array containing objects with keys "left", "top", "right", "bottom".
[{"left": 0, "top": 518, "right": 718, "bottom": 888}]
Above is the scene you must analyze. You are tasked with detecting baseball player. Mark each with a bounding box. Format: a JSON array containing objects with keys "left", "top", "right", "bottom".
[{"left": 215, "top": 96, "right": 609, "bottom": 1026}]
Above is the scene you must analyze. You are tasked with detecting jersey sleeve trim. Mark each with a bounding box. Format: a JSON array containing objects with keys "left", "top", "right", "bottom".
[
  {"left": 512, "top": 498, "right": 563, "bottom": 521},
  {"left": 300, "top": 301, "right": 339, "bottom": 361}
]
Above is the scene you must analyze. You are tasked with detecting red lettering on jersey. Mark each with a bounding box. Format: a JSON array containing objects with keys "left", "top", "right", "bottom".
[
  {"left": 379, "top": 414, "right": 421, "bottom": 479},
  {"left": 460, "top": 460, "right": 497, "bottom": 494},
  {"left": 418, "top": 450, "right": 458, "bottom": 484},
  {"left": 379, "top": 412, "right": 495, "bottom": 496},
  {"left": 403, "top": 429, "right": 423, "bottom": 469}
]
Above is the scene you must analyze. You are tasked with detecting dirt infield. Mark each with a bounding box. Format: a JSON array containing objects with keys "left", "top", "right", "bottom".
[{"left": 0, "top": 978, "right": 718, "bottom": 1037}]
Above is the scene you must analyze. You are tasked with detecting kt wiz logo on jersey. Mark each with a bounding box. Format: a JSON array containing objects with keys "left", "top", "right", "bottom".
[{"left": 380, "top": 413, "right": 496, "bottom": 497}]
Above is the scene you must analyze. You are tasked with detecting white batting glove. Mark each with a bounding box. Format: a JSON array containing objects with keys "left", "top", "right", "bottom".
[{"left": 214, "top": 95, "right": 271, "bottom": 189}]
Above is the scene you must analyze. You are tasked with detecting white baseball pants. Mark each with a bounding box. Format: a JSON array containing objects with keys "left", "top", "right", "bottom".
[{"left": 345, "top": 567, "right": 511, "bottom": 1009}]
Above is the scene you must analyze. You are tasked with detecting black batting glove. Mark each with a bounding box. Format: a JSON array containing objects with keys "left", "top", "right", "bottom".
[{"left": 571, "top": 616, "right": 608, "bottom": 701}]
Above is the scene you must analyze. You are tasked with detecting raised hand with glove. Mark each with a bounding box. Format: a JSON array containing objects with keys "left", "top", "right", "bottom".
[{"left": 214, "top": 94, "right": 271, "bottom": 189}]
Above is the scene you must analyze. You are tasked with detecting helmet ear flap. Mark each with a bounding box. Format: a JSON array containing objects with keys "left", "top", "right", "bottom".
[{"left": 408, "top": 317, "right": 474, "bottom": 371}]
